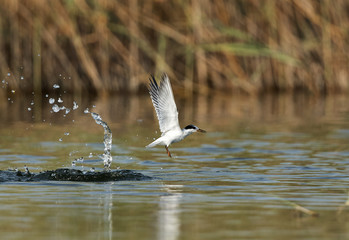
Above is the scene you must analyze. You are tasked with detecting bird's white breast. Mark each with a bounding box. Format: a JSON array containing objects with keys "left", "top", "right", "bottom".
[{"left": 161, "top": 129, "right": 184, "bottom": 146}]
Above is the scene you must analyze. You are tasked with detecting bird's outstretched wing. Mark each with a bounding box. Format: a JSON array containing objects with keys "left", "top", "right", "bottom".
[{"left": 149, "top": 73, "right": 180, "bottom": 134}]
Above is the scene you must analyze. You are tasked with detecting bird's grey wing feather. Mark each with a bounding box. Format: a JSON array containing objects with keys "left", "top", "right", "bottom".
[{"left": 149, "top": 73, "right": 180, "bottom": 134}]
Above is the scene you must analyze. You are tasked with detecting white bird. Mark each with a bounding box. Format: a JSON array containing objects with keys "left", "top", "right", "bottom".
[{"left": 146, "top": 73, "right": 206, "bottom": 157}]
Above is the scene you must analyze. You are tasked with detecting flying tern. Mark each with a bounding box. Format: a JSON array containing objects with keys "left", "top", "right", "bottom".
[{"left": 146, "top": 73, "right": 206, "bottom": 157}]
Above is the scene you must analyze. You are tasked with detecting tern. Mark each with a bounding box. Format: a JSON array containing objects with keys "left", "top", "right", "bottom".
[{"left": 146, "top": 73, "right": 206, "bottom": 157}]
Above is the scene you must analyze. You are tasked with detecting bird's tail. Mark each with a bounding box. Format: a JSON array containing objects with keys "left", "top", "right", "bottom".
[{"left": 146, "top": 139, "right": 161, "bottom": 148}]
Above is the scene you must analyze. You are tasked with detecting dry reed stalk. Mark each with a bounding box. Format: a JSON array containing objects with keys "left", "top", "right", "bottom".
[
  {"left": 0, "top": 0, "right": 348, "bottom": 95},
  {"left": 128, "top": 0, "right": 140, "bottom": 92},
  {"left": 53, "top": 1, "right": 103, "bottom": 91},
  {"left": 184, "top": 45, "right": 194, "bottom": 96},
  {"left": 0, "top": 17, "right": 10, "bottom": 83},
  {"left": 32, "top": 17, "right": 42, "bottom": 121},
  {"left": 192, "top": 0, "right": 208, "bottom": 94}
]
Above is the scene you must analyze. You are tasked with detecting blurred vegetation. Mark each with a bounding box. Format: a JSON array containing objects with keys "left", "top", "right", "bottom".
[{"left": 0, "top": 0, "right": 348, "bottom": 95}]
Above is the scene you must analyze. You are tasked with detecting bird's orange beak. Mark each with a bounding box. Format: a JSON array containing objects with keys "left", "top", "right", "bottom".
[{"left": 197, "top": 129, "right": 206, "bottom": 133}]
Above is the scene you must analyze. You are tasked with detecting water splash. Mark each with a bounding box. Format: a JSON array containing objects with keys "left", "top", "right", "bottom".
[
  {"left": 24, "top": 165, "right": 29, "bottom": 174},
  {"left": 53, "top": 84, "right": 60, "bottom": 89},
  {"left": 75, "top": 157, "right": 84, "bottom": 163},
  {"left": 49, "top": 98, "right": 55, "bottom": 104},
  {"left": 52, "top": 104, "right": 61, "bottom": 113},
  {"left": 91, "top": 112, "right": 113, "bottom": 170},
  {"left": 73, "top": 101, "right": 79, "bottom": 110},
  {"left": 52, "top": 104, "right": 66, "bottom": 113}
]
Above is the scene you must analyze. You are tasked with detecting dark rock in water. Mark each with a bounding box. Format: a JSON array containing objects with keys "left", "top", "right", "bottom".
[
  {"left": 0, "top": 168, "right": 151, "bottom": 182},
  {"left": 0, "top": 170, "right": 30, "bottom": 182}
]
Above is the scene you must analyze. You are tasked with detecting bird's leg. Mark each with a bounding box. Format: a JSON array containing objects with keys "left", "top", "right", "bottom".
[{"left": 165, "top": 146, "right": 172, "bottom": 158}]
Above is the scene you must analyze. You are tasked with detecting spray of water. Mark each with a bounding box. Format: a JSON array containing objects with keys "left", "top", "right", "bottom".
[{"left": 91, "top": 112, "right": 113, "bottom": 170}]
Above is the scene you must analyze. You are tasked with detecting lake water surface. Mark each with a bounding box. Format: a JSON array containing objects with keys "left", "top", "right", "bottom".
[{"left": 0, "top": 92, "right": 349, "bottom": 240}]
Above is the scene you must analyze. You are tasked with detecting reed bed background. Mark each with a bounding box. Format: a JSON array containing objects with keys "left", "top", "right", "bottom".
[{"left": 0, "top": 0, "right": 348, "bottom": 95}]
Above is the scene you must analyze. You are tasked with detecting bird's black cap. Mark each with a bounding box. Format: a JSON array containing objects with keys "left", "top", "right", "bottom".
[{"left": 184, "top": 124, "right": 197, "bottom": 130}]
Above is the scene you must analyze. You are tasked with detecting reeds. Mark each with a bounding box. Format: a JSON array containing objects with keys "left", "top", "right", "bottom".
[{"left": 0, "top": 0, "right": 348, "bottom": 95}]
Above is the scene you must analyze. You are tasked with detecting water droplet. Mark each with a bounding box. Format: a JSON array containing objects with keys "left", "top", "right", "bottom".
[
  {"left": 45, "top": 94, "right": 49, "bottom": 97},
  {"left": 89, "top": 153, "right": 93, "bottom": 158},
  {"left": 84, "top": 108, "right": 90, "bottom": 114},
  {"left": 90, "top": 167, "right": 95, "bottom": 172},
  {"left": 65, "top": 108, "right": 70, "bottom": 114},
  {"left": 20, "top": 76, "right": 24, "bottom": 80},
  {"left": 73, "top": 101, "right": 78, "bottom": 110},
  {"left": 58, "top": 98, "right": 63, "bottom": 103},
  {"left": 71, "top": 161, "right": 76, "bottom": 167},
  {"left": 92, "top": 105, "right": 96, "bottom": 108},
  {"left": 1, "top": 80, "right": 5, "bottom": 84},
  {"left": 52, "top": 104, "right": 60, "bottom": 112},
  {"left": 28, "top": 107, "right": 32, "bottom": 111},
  {"left": 7, "top": 73, "right": 10, "bottom": 76},
  {"left": 30, "top": 101, "right": 34, "bottom": 106},
  {"left": 49, "top": 98, "right": 55, "bottom": 104},
  {"left": 59, "top": 138, "right": 63, "bottom": 142},
  {"left": 76, "top": 157, "right": 84, "bottom": 162},
  {"left": 11, "top": 90, "right": 15, "bottom": 93},
  {"left": 53, "top": 84, "right": 60, "bottom": 89},
  {"left": 64, "top": 132, "right": 70, "bottom": 136}
]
